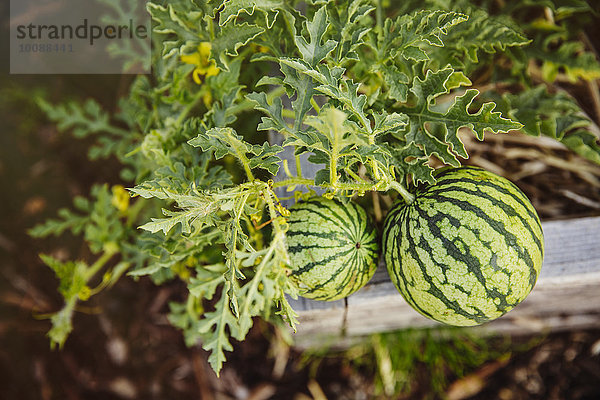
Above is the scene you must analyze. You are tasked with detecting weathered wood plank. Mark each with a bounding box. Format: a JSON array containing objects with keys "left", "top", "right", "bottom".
[{"left": 291, "top": 216, "right": 600, "bottom": 342}]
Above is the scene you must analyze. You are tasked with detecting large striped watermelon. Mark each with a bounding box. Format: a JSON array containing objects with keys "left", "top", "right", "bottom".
[
  {"left": 286, "top": 197, "right": 379, "bottom": 301},
  {"left": 383, "top": 166, "right": 544, "bottom": 326}
]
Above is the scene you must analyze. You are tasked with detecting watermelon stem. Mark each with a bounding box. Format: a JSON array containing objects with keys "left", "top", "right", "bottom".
[
  {"left": 390, "top": 181, "right": 415, "bottom": 204},
  {"left": 271, "top": 177, "right": 415, "bottom": 203}
]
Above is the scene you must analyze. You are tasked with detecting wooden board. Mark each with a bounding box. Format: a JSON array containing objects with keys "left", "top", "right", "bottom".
[{"left": 290, "top": 216, "right": 600, "bottom": 345}]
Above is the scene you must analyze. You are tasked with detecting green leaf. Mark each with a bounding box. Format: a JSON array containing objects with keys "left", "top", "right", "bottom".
[
  {"left": 280, "top": 63, "right": 319, "bottom": 133},
  {"left": 221, "top": 192, "right": 254, "bottom": 317},
  {"left": 235, "top": 217, "right": 292, "bottom": 336},
  {"left": 210, "top": 22, "right": 265, "bottom": 71},
  {"left": 305, "top": 107, "right": 362, "bottom": 156},
  {"left": 36, "top": 96, "right": 137, "bottom": 161},
  {"left": 399, "top": 68, "right": 521, "bottom": 165},
  {"left": 189, "top": 127, "right": 252, "bottom": 163},
  {"left": 500, "top": 86, "right": 588, "bottom": 139},
  {"left": 167, "top": 301, "right": 204, "bottom": 347},
  {"left": 220, "top": 0, "right": 290, "bottom": 28},
  {"left": 246, "top": 92, "right": 290, "bottom": 132},
  {"left": 28, "top": 206, "right": 89, "bottom": 238},
  {"left": 31, "top": 185, "right": 124, "bottom": 253},
  {"left": 189, "top": 264, "right": 227, "bottom": 300},
  {"left": 47, "top": 300, "right": 76, "bottom": 350},
  {"left": 370, "top": 10, "right": 468, "bottom": 62},
  {"left": 248, "top": 142, "right": 284, "bottom": 175},
  {"left": 499, "top": 86, "right": 600, "bottom": 164},
  {"left": 41, "top": 255, "right": 88, "bottom": 300},
  {"left": 294, "top": 6, "right": 337, "bottom": 67},
  {"left": 372, "top": 111, "right": 410, "bottom": 137},
  {"left": 389, "top": 142, "right": 436, "bottom": 185},
  {"left": 135, "top": 191, "right": 220, "bottom": 235},
  {"left": 327, "top": 0, "right": 374, "bottom": 63},
  {"left": 442, "top": 89, "right": 522, "bottom": 147},
  {"left": 237, "top": 247, "right": 276, "bottom": 336},
  {"left": 188, "top": 127, "right": 282, "bottom": 176},
  {"left": 40, "top": 255, "right": 92, "bottom": 349},
  {"left": 279, "top": 59, "right": 372, "bottom": 131},
  {"left": 502, "top": 0, "right": 593, "bottom": 21},
  {"left": 438, "top": 9, "right": 530, "bottom": 66},
  {"left": 374, "top": 64, "right": 410, "bottom": 102},
  {"left": 536, "top": 40, "right": 600, "bottom": 82},
  {"left": 146, "top": 2, "right": 208, "bottom": 58},
  {"left": 276, "top": 291, "right": 299, "bottom": 332},
  {"left": 562, "top": 129, "right": 600, "bottom": 164},
  {"left": 139, "top": 208, "right": 199, "bottom": 235},
  {"left": 198, "top": 285, "right": 241, "bottom": 375},
  {"left": 37, "top": 98, "right": 112, "bottom": 138},
  {"left": 317, "top": 79, "right": 371, "bottom": 132}
]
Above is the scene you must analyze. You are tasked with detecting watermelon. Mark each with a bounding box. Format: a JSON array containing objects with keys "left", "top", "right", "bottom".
[
  {"left": 382, "top": 166, "right": 544, "bottom": 326},
  {"left": 286, "top": 197, "right": 379, "bottom": 301}
]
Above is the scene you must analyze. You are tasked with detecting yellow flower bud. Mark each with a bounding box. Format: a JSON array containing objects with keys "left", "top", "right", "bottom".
[
  {"left": 180, "top": 42, "right": 220, "bottom": 85},
  {"left": 111, "top": 185, "right": 130, "bottom": 213}
]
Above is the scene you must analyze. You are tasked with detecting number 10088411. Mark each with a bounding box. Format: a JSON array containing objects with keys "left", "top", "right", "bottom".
[{"left": 19, "top": 43, "right": 73, "bottom": 53}]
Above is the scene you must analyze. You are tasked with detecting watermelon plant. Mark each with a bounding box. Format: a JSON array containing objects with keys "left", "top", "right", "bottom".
[{"left": 30, "top": 0, "right": 600, "bottom": 375}]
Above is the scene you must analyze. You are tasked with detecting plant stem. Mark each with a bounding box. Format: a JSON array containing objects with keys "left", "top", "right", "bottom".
[
  {"left": 372, "top": 191, "right": 382, "bottom": 222},
  {"left": 221, "top": 129, "right": 255, "bottom": 181},
  {"left": 176, "top": 90, "right": 204, "bottom": 126},
  {"left": 272, "top": 177, "right": 314, "bottom": 188},
  {"left": 295, "top": 153, "right": 303, "bottom": 177},
  {"left": 330, "top": 155, "right": 338, "bottom": 189},
  {"left": 282, "top": 159, "right": 293, "bottom": 178},
  {"left": 272, "top": 176, "right": 415, "bottom": 203},
  {"left": 242, "top": 163, "right": 255, "bottom": 182},
  {"left": 344, "top": 167, "right": 368, "bottom": 183},
  {"left": 239, "top": 239, "right": 276, "bottom": 319},
  {"left": 586, "top": 79, "right": 600, "bottom": 126},
  {"left": 376, "top": 0, "right": 383, "bottom": 33},
  {"left": 85, "top": 244, "right": 118, "bottom": 281},
  {"left": 126, "top": 197, "right": 147, "bottom": 227},
  {"left": 389, "top": 181, "right": 415, "bottom": 204}
]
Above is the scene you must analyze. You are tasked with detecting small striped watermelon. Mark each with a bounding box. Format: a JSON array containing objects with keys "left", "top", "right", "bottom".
[
  {"left": 286, "top": 197, "right": 379, "bottom": 301},
  {"left": 383, "top": 166, "right": 544, "bottom": 326}
]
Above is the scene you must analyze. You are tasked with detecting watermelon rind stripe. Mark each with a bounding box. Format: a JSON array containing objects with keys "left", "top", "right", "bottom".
[
  {"left": 399, "top": 210, "right": 487, "bottom": 323},
  {"left": 420, "top": 194, "right": 539, "bottom": 285},
  {"left": 426, "top": 186, "right": 543, "bottom": 252},
  {"left": 291, "top": 246, "right": 356, "bottom": 276},
  {"left": 308, "top": 250, "right": 360, "bottom": 294},
  {"left": 414, "top": 206, "right": 513, "bottom": 312},
  {"left": 287, "top": 243, "right": 349, "bottom": 254},
  {"left": 383, "top": 166, "right": 545, "bottom": 326},
  {"left": 292, "top": 204, "right": 355, "bottom": 238},
  {"left": 428, "top": 180, "right": 543, "bottom": 244},
  {"left": 435, "top": 168, "right": 542, "bottom": 227},
  {"left": 285, "top": 230, "right": 345, "bottom": 241},
  {"left": 307, "top": 198, "right": 362, "bottom": 237},
  {"left": 285, "top": 197, "right": 379, "bottom": 301}
]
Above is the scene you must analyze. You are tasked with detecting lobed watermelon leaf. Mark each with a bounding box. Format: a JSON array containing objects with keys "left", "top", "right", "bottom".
[{"left": 398, "top": 68, "right": 522, "bottom": 166}]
